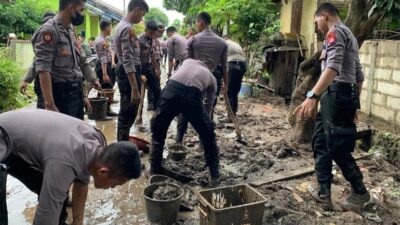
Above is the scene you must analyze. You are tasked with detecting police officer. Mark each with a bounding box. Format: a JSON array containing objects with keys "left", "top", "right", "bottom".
[
  {"left": 146, "top": 23, "right": 164, "bottom": 110},
  {"left": 166, "top": 26, "right": 187, "bottom": 77},
  {"left": 149, "top": 59, "right": 220, "bottom": 186},
  {"left": 0, "top": 109, "right": 142, "bottom": 225},
  {"left": 33, "top": 0, "right": 86, "bottom": 119},
  {"left": 294, "top": 3, "right": 369, "bottom": 211},
  {"left": 221, "top": 35, "right": 247, "bottom": 123},
  {"left": 154, "top": 24, "right": 165, "bottom": 76},
  {"left": 187, "top": 12, "right": 228, "bottom": 97},
  {"left": 113, "top": 0, "right": 148, "bottom": 141},
  {"left": 95, "top": 20, "right": 118, "bottom": 116},
  {"left": 176, "top": 12, "right": 228, "bottom": 144},
  {"left": 138, "top": 20, "right": 161, "bottom": 111}
]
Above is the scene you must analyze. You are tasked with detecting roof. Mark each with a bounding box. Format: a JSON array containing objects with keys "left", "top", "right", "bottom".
[{"left": 86, "top": 0, "right": 124, "bottom": 21}]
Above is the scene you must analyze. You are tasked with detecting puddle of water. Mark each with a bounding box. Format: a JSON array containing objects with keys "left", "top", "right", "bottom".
[{"left": 7, "top": 74, "right": 191, "bottom": 224}]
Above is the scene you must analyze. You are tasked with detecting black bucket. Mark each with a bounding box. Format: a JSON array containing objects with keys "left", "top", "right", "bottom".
[
  {"left": 143, "top": 182, "right": 184, "bottom": 225},
  {"left": 87, "top": 88, "right": 108, "bottom": 120}
]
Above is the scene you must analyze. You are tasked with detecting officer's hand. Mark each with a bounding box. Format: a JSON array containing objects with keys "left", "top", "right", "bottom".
[
  {"left": 103, "top": 74, "right": 111, "bottom": 83},
  {"left": 84, "top": 98, "right": 92, "bottom": 113},
  {"left": 131, "top": 91, "right": 141, "bottom": 105},
  {"left": 92, "top": 80, "right": 101, "bottom": 90},
  {"left": 19, "top": 81, "right": 28, "bottom": 94},
  {"left": 45, "top": 103, "right": 60, "bottom": 112},
  {"left": 111, "top": 62, "right": 117, "bottom": 69},
  {"left": 293, "top": 98, "right": 317, "bottom": 120}
]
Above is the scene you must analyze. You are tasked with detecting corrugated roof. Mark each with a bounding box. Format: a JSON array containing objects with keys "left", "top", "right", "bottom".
[{"left": 86, "top": 0, "right": 124, "bottom": 21}]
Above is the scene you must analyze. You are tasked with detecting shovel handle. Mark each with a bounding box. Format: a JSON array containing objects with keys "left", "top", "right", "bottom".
[
  {"left": 135, "top": 76, "right": 146, "bottom": 124},
  {"left": 223, "top": 92, "right": 242, "bottom": 139}
]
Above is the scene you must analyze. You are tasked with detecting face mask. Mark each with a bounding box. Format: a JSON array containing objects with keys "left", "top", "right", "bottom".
[{"left": 71, "top": 11, "right": 85, "bottom": 26}]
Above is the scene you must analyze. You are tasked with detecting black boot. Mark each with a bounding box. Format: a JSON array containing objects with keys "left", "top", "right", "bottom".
[
  {"left": 308, "top": 182, "right": 333, "bottom": 211},
  {"left": 117, "top": 129, "right": 130, "bottom": 142},
  {"left": 341, "top": 180, "right": 370, "bottom": 211}
]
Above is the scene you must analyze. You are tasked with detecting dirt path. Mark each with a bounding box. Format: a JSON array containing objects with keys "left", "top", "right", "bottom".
[{"left": 6, "top": 90, "right": 400, "bottom": 225}]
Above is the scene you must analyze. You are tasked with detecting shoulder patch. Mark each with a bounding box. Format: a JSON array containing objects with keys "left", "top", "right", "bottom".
[
  {"left": 102, "top": 42, "right": 109, "bottom": 50},
  {"left": 129, "top": 29, "right": 136, "bottom": 43},
  {"left": 326, "top": 31, "right": 336, "bottom": 45},
  {"left": 43, "top": 32, "right": 53, "bottom": 43}
]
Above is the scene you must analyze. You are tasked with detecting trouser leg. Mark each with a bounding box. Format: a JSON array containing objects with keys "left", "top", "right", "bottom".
[
  {"left": 210, "top": 67, "right": 223, "bottom": 119},
  {"left": 53, "top": 85, "right": 84, "bottom": 120},
  {"left": 227, "top": 62, "right": 245, "bottom": 114},
  {"left": 150, "top": 90, "right": 179, "bottom": 173},
  {"left": 116, "top": 66, "right": 141, "bottom": 141},
  {"left": 176, "top": 114, "right": 189, "bottom": 144},
  {"left": 34, "top": 78, "right": 45, "bottom": 109},
  {"left": 117, "top": 93, "right": 138, "bottom": 141},
  {"left": 313, "top": 112, "right": 333, "bottom": 187},
  {"left": 182, "top": 90, "right": 220, "bottom": 178},
  {"left": 0, "top": 164, "right": 7, "bottom": 225},
  {"left": 321, "top": 91, "right": 366, "bottom": 194}
]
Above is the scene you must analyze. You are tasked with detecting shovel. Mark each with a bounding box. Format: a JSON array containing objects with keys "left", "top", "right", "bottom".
[
  {"left": 135, "top": 75, "right": 147, "bottom": 125},
  {"left": 223, "top": 91, "right": 246, "bottom": 144}
]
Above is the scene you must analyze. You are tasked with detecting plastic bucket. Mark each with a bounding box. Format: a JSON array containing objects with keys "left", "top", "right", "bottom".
[
  {"left": 143, "top": 182, "right": 184, "bottom": 225},
  {"left": 239, "top": 82, "right": 253, "bottom": 98},
  {"left": 103, "top": 88, "right": 116, "bottom": 103},
  {"left": 88, "top": 96, "right": 108, "bottom": 120}
]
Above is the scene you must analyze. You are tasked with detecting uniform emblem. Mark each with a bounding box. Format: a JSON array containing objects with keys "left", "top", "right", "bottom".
[
  {"left": 102, "top": 42, "right": 109, "bottom": 50},
  {"left": 326, "top": 31, "right": 336, "bottom": 45},
  {"left": 43, "top": 32, "right": 53, "bottom": 43},
  {"left": 61, "top": 49, "right": 71, "bottom": 56}
]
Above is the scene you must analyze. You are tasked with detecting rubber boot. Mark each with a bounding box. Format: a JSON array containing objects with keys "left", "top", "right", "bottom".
[
  {"left": 308, "top": 182, "right": 333, "bottom": 211},
  {"left": 117, "top": 129, "right": 130, "bottom": 142}
]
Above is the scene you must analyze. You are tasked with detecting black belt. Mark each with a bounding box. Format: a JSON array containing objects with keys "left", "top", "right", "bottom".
[
  {"left": 327, "top": 82, "right": 357, "bottom": 93},
  {"left": 52, "top": 80, "right": 82, "bottom": 91}
]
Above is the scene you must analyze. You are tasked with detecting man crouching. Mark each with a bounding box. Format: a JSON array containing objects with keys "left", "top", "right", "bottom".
[{"left": 0, "top": 109, "right": 141, "bottom": 225}]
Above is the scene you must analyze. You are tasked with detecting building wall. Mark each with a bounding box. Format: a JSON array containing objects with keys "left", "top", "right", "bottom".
[
  {"left": 9, "top": 40, "right": 34, "bottom": 70},
  {"left": 359, "top": 40, "right": 400, "bottom": 124},
  {"left": 280, "top": 0, "right": 315, "bottom": 57},
  {"left": 280, "top": 0, "right": 293, "bottom": 33},
  {"left": 300, "top": 0, "right": 317, "bottom": 55}
]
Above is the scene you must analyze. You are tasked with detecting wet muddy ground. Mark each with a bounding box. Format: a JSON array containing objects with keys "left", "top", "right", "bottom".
[{"left": 6, "top": 86, "right": 400, "bottom": 225}]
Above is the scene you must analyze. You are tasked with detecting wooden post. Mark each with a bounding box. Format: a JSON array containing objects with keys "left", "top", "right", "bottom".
[{"left": 365, "top": 41, "right": 378, "bottom": 116}]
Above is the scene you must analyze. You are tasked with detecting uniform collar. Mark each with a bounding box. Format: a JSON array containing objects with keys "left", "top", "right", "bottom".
[
  {"left": 54, "top": 15, "right": 69, "bottom": 31},
  {"left": 202, "top": 27, "right": 212, "bottom": 33}
]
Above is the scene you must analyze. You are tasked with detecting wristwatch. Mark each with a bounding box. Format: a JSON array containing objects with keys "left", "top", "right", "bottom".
[{"left": 306, "top": 91, "right": 319, "bottom": 99}]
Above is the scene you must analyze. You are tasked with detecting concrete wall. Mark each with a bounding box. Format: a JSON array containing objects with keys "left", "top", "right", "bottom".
[
  {"left": 359, "top": 40, "right": 400, "bottom": 124},
  {"left": 9, "top": 40, "right": 34, "bottom": 70}
]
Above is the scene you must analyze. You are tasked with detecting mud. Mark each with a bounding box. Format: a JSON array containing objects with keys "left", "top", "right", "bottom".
[
  {"left": 152, "top": 184, "right": 180, "bottom": 201},
  {"left": 6, "top": 82, "right": 400, "bottom": 224}
]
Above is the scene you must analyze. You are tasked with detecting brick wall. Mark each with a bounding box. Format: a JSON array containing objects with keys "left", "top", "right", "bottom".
[{"left": 359, "top": 40, "right": 400, "bottom": 123}]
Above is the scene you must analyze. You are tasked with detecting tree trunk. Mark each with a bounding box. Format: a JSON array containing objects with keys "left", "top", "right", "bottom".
[
  {"left": 344, "top": 0, "right": 386, "bottom": 47},
  {"left": 288, "top": 51, "right": 321, "bottom": 143}
]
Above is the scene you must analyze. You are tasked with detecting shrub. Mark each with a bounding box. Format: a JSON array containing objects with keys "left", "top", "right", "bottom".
[{"left": 0, "top": 47, "right": 26, "bottom": 112}]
